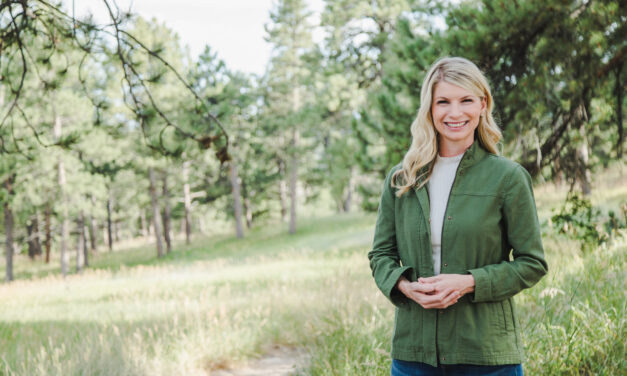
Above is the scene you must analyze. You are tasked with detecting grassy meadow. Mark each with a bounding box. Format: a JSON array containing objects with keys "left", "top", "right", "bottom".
[{"left": 1, "top": 167, "right": 626, "bottom": 375}]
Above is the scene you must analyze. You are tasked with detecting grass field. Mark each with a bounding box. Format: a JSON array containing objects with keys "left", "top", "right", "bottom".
[{"left": 1, "top": 167, "right": 625, "bottom": 375}]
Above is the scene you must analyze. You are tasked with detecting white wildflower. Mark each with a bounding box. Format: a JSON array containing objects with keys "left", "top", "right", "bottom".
[{"left": 539, "top": 287, "right": 565, "bottom": 299}]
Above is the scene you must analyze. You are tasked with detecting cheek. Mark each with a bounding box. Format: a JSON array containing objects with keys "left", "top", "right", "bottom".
[
  {"left": 469, "top": 105, "right": 483, "bottom": 119},
  {"left": 431, "top": 107, "right": 444, "bottom": 121}
]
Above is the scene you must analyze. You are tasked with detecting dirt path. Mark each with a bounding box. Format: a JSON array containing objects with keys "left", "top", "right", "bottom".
[{"left": 211, "top": 346, "right": 309, "bottom": 376}]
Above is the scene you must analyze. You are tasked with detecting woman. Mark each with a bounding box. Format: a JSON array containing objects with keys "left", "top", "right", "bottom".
[{"left": 368, "top": 57, "right": 548, "bottom": 376}]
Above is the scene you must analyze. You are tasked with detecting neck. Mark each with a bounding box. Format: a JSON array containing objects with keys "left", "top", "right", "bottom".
[{"left": 439, "top": 138, "right": 474, "bottom": 157}]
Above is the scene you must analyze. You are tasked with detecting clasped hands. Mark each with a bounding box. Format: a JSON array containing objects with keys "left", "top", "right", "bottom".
[{"left": 396, "top": 274, "right": 475, "bottom": 309}]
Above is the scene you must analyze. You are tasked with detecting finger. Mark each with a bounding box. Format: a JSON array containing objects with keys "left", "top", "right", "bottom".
[
  {"left": 408, "top": 291, "right": 433, "bottom": 305},
  {"left": 421, "top": 289, "right": 459, "bottom": 309},
  {"left": 411, "top": 282, "right": 436, "bottom": 294},
  {"left": 416, "top": 291, "right": 450, "bottom": 308},
  {"left": 440, "top": 290, "right": 461, "bottom": 308},
  {"left": 418, "top": 276, "right": 440, "bottom": 284}
]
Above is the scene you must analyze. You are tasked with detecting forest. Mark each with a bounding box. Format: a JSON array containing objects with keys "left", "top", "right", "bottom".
[
  {"left": 0, "top": 0, "right": 623, "bottom": 281},
  {"left": 0, "top": 0, "right": 625, "bottom": 375}
]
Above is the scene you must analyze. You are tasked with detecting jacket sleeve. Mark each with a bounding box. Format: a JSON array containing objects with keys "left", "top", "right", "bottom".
[
  {"left": 468, "top": 164, "right": 548, "bottom": 303},
  {"left": 368, "top": 167, "right": 413, "bottom": 307}
]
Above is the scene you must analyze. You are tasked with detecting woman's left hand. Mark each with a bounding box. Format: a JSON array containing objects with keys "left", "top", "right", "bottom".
[{"left": 417, "top": 274, "right": 475, "bottom": 306}]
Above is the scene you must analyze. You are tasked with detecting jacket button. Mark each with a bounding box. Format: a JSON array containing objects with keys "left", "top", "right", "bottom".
[
  {"left": 442, "top": 356, "right": 446, "bottom": 361},
  {"left": 428, "top": 218, "right": 431, "bottom": 223},
  {"left": 447, "top": 216, "right": 452, "bottom": 220},
  {"left": 444, "top": 263, "right": 448, "bottom": 267}
]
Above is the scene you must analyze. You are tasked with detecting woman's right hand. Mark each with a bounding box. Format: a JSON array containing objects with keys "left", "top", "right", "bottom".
[{"left": 396, "top": 276, "right": 461, "bottom": 309}]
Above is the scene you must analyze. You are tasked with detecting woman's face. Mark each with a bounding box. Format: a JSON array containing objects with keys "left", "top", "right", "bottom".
[{"left": 431, "top": 81, "right": 486, "bottom": 156}]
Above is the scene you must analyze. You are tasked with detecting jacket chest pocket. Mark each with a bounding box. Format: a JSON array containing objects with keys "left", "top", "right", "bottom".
[
  {"left": 447, "top": 193, "right": 501, "bottom": 235},
  {"left": 445, "top": 193, "right": 504, "bottom": 266}
]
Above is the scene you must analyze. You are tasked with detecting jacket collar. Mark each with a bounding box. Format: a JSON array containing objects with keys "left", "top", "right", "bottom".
[
  {"left": 415, "top": 140, "right": 488, "bottom": 184},
  {"left": 412, "top": 140, "right": 489, "bottom": 240},
  {"left": 457, "top": 140, "right": 488, "bottom": 172}
]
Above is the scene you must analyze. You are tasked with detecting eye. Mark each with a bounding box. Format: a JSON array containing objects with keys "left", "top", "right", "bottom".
[
  {"left": 436, "top": 100, "right": 448, "bottom": 104},
  {"left": 462, "top": 98, "right": 474, "bottom": 103}
]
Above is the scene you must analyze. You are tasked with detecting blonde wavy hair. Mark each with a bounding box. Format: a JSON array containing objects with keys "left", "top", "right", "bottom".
[{"left": 392, "top": 57, "right": 502, "bottom": 197}]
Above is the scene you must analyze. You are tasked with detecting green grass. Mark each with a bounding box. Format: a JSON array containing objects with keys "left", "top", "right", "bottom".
[
  {"left": 0, "top": 167, "right": 626, "bottom": 375},
  {"left": 0, "top": 214, "right": 381, "bottom": 375}
]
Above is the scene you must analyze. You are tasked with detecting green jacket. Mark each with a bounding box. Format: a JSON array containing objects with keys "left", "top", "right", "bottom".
[{"left": 368, "top": 141, "right": 548, "bottom": 367}]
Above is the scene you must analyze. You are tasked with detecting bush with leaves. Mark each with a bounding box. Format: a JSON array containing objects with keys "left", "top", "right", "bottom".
[{"left": 550, "top": 193, "right": 626, "bottom": 251}]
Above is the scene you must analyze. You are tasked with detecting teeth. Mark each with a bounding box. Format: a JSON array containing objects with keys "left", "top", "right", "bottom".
[{"left": 445, "top": 121, "right": 467, "bottom": 128}]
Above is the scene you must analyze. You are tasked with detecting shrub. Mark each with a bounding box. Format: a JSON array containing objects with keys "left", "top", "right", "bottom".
[{"left": 550, "top": 193, "right": 625, "bottom": 252}]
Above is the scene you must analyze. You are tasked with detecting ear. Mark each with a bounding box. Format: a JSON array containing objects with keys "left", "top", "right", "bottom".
[{"left": 480, "top": 97, "right": 487, "bottom": 114}]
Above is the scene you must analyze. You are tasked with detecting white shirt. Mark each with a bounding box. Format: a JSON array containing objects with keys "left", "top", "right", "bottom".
[{"left": 428, "top": 153, "right": 463, "bottom": 275}]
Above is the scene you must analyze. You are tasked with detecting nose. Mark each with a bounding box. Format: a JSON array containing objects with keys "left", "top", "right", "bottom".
[{"left": 448, "top": 103, "right": 463, "bottom": 119}]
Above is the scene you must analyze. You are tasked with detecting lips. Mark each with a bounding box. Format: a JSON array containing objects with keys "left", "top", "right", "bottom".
[{"left": 445, "top": 121, "right": 468, "bottom": 128}]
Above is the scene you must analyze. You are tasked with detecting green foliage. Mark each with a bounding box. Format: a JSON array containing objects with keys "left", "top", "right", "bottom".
[
  {"left": 521, "top": 238, "right": 627, "bottom": 375},
  {"left": 550, "top": 192, "right": 626, "bottom": 252},
  {"left": 358, "top": 0, "right": 626, "bottom": 198},
  {"left": 320, "top": 0, "right": 428, "bottom": 211}
]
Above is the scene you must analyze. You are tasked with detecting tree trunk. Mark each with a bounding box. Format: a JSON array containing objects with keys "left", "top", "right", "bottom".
[
  {"left": 161, "top": 174, "right": 172, "bottom": 254},
  {"left": 616, "top": 65, "right": 623, "bottom": 158},
  {"left": 288, "top": 81, "right": 301, "bottom": 234},
  {"left": 182, "top": 160, "right": 192, "bottom": 244},
  {"left": 289, "top": 129, "right": 299, "bottom": 235},
  {"left": 27, "top": 217, "right": 37, "bottom": 259},
  {"left": 229, "top": 161, "right": 244, "bottom": 239},
  {"left": 59, "top": 158, "right": 69, "bottom": 276},
  {"left": 88, "top": 214, "right": 97, "bottom": 252},
  {"left": 242, "top": 184, "right": 253, "bottom": 229},
  {"left": 343, "top": 167, "right": 354, "bottom": 213},
  {"left": 278, "top": 159, "right": 288, "bottom": 222},
  {"left": 54, "top": 114, "right": 69, "bottom": 275},
  {"left": 81, "top": 212, "right": 89, "bottom": 267},
  {"left": 34, "top": 214, "right": 42, "bottom": 257},
  {"left": 107, "top": 189, "right": 113, "bottom": 251},
  {"left": 45, "top": 204, "right": 51, "bottom": 264},
  {"left": 577, "top": 129, "right": 592, "bottom": 195},
  {"left": 3, "top": 175, "right": 15, "bottom": 282},
  {"left": 89, "top": 196, "right": 97, "bottom": 252},
  {"left": 60, "top": 214, "right": 69, "bottom": 276},
  {"left": 534, "top": 133, "right": 542, "bottom": 175},
  {"left": 149, "top": 167, "right": 164, "bottom": 258},
  {"left": 76, "top": 211, "right": 85, "bottom": 272},
  {"left": 553, "top": 156, "right": 564, "bottom": 186}
]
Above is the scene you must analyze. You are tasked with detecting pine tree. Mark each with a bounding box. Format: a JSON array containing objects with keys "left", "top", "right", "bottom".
[
  {"left": 359, "top": 0, "right": 625, "bottom": 198},
  {"left": 265, "top": 0, "right": 316, "bottom": 234}
]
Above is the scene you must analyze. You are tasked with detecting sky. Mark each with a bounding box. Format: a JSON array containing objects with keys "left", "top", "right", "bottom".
[{"left": 69, "top": 0, "right": 325, "bottom": 76}]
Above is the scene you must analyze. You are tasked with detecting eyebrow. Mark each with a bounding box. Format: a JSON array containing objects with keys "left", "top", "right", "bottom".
[{"left": 434, "top": 95, "right": 475, "bottom": 100}]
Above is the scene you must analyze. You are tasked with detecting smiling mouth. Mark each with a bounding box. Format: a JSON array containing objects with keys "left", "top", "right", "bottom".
[{"left": 445, "top": 121, "right": 468, "bottom": 128}]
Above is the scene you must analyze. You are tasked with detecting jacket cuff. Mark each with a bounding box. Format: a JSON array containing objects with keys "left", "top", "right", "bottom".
[
  {"left": 385, "top": 266, "right": 413, "bottom": 307},
  {"left": 468, "top": 268, "right": 491, "bottom": 303}
]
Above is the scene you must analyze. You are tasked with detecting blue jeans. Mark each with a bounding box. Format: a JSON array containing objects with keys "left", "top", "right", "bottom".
[{"left": 391, "top": 359, "right": 524, "bottom": 376}]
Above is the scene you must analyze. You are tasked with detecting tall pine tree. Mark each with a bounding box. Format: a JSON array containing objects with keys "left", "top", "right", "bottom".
[{"left": 264, "top": 0, "right": 315, "bottom": 233}]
